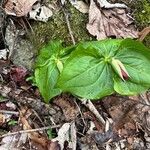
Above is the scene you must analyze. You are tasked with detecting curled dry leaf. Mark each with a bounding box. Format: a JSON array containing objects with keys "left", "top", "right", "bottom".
[
  {"left": 4, "top": 0, "right": 37, "bottom": 17},
  {"left": 29, "top": 5, "right": 53, "bottom": 22},
  {"left": 97, "top": 0, "right": 127, "bottom": 8},
  {"left": 86, "top": 0, "right": 138, "bottom": 40},
  {"left": 69, "top": 0, "right": 89, "bottom": 14},
  {"left": 52, "top": 122, "right": 76, "bottom": 150},
  {"left": 0, "top": 134, "right": 28, "bottom": 150},
  {"left": 0, "top": 49, "right": 9, "bottom": 60}
]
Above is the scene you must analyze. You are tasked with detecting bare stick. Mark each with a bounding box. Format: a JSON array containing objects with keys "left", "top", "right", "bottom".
[
  {"left": 82, "top": 99, "right": 105, "bottom": 125},
  {"left": 63, "top": 9, "right": 76, "bottom": 45},
  {"left": 0, "top": 110, "right": 19, "bottom": 115},
  {"left": 0, "top": 124, "right": 61, "bottom": 138},
  {"left": 74, "top": 99, "right": 86, "bottom": 125}
]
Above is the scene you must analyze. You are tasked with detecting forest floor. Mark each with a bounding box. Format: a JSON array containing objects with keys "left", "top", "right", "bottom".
[{"left": 0, "top": 0, "right": 150, "bottom": 149}]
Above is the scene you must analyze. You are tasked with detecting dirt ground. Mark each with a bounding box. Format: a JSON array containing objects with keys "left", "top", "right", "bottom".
[{"left": 0, "top": 0, "right": 150, "bottom": 149}]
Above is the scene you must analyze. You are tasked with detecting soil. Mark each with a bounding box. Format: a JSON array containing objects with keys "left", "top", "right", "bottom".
[{"left": 0, "top": 0, "right": 150, "bottom": 149}]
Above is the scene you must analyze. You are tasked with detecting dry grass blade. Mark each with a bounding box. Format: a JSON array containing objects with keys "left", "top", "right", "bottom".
[{"left": 138, "top": 26, "right": 150, "bottom": 41}]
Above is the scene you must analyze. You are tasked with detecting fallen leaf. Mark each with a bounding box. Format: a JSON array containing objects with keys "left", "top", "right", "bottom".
[
  {"left": 69, "top": 0, "right": 89, "bottom": 13},
  {"left": 52, "top": 122, "right": 77, "bottom": 150},
  {"left": 97, "top": 0, "right": 127, "bottom": 8},
  {"left": 29, "top": 5, "right": 53, "bottom": 22},
  {"left": 0, "top": 134, "right": 27, "bottom": 150},
  {"left": 54, "top": 95, "right": 79, "bottom": 121},
  {"left": 47, "top": 141, "right": 60, "bottom": 150},
  {"left": 0, "top": 113, "right": 5, "bottom": 125},
  {"left": 10, "top": 66, "right": 27, "bottom": 83},
  {"left": 0, "top": 49, "right": 9, "bottom": 60},
  {"left": 86, "top": 0, "right": 138, "bottom": 40},
  {"left": 19, "top": 107, "right": 48, "bottom": 148},
  {"left": 4, "top": 0, "right": 37, "bottom": 17}
]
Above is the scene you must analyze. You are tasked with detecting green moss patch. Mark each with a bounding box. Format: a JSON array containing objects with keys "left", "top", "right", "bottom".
[{"left": 29, "top": 4, "right": 91, "bottom": 50}]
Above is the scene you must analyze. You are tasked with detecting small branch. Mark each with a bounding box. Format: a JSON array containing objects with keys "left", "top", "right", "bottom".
[
  {"left": 0, "top": 110, "right": 19, "bottom": 115},
  {"left": 63, "top": 9, "right": 76, "bottom": 45},
  {"left": 82, "top": 99, "right": 105, "bottom": 125},
  {"left": 0, "top": 124, "right": 61, "bottom": 138},
  {"left": 74, "top": 99, "right": 86, "bottom": 125}
]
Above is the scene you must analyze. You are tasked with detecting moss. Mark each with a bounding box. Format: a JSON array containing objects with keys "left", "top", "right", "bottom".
[
  {"left": 131, "top": 0, "right": 150, "bottom": 29},
  {"left": 131, "top": 0, "right": 150, "bottom": 48},
  {"left": 29, "top": 3, "right": 91, "bottom": 50},
  {"left": 29, "top": 0, "right": 150, "bottom": 49}
]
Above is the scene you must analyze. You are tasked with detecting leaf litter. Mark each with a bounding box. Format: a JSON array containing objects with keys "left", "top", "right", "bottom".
[
  {"left": 0, "top": 0, "right": 150, "bottom": 149},
  {"left": 86, "top": 0, "right": 138, "bottom": 40}
]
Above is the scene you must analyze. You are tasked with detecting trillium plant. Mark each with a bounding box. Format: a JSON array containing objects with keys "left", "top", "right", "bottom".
[{"left": 34, "top": 39, "right": 150, "bottom": 103}]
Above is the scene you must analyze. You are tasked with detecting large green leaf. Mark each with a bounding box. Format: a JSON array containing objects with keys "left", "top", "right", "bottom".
[
  {"left": 114, "top": 75, "right": 149, "bottom": 95},
  {"left": 116, "top": 39, "right": 150, "bottom": 84},
  {"left": 35, "top": 41, "right": 64, "bottom": 67},
  {"left": 58, "top": 39, "right": 150, "bottom": 100},
  {"left": 34, "top": 39, "right": 150, "bottom": 102},
  {"left": 35, "top": 61, "right": 61, "bottom": 101},
  {"left": 34, "top": 41, "right": 72, "bottom": 102},
  {"left": 113, "top": 39, "right": 150, "bottom": 94},
  {"left": 58, "top": 44, "right": 114, "bottom": 99}
]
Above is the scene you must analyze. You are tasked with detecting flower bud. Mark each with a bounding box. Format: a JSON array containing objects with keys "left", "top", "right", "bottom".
[
  {"left": 56, "top": 59, "right": 63, "bottom": 73},
  {"left": 111, "top": 58, "right": 130, "bottom": 81}
]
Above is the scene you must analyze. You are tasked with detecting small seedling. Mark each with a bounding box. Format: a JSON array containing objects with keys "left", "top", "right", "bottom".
[{"left": 8, "top": 120, "right": 18, "bottom": 126}]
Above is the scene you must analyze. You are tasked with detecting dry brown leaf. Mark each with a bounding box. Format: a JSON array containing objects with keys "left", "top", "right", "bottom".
[
  {"left": 52, "top": 122, "right": 77, "bottom": 150},
  {"left": 54, "top": 95, "right": 79, "bottom": 121},
  {"left": 19, "top": 107, "right": 48, "bottom": 148},
  {"left": 86, "top": 0, "right": 138, "bottom": 40},
  {"left": 0, "top": 113, "right": 5, "bottom": 125},
  {"left": 47, "top": 141, "right": 60, "bottom": 150},
  {"left": 4, "top": 0, "right": 37, "bottom": 17}
]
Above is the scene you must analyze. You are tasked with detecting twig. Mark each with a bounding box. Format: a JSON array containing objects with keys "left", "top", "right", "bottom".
[
  {"left": 0, "top": 124, "right": 61, "bottom": 138},
  {"left": 73, "top": 99, "right": 86, "bottom": 125},
  {"left": 0, "top": 110, "right": 19, "bottom": 115},
  {"left": 63, "top": 9, "right": 76, "bottom": 45},
  {"left": 81, "top": 99, "right": 105, "bottom": 125}
]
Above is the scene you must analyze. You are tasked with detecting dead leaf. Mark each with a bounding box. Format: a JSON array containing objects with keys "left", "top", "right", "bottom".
[
  {"left": 29, "top": 5, "right": 53, "bottom": 22},
  {"left": 86, "top": 0, "right": 138, "bottom": 40},
  {"left": 52, "top": 122, "right": 77, "bottom": 150},
  {"left": 0, "top": 113, "right": 5, "bottom": 125},
  {"left": 47, "top": 141, "right": 60, "bottom": 150},
  {"left": 97, "top": 0, "right": 127, "bottom": 8},
  {"left": 4, "top": 0, "right": 37, "bottom": 17},
  {"left": 54, "top": 95, "right": 79, "bottom": 121},
  {"left": 0, "top": 49, "right": 9, "bottom": 60},
  {"left": 10, "top": 66, "right": 27, "bottom": 83},
  {"left": 19, "top": 107, "right": 48, "bottom": 148},
  {"left": 0, "top": 134, "right": 27, "bottom": 150},
  {"left": 69, "top": 0, "right": 89, "bottom": 13}
]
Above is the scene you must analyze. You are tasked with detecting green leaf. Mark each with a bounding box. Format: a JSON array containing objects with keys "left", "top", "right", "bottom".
[
  {"left": 114, "top": 75, "right": 149, "bottom": 95},
  {"left": 58, "top": 39, "right": 150, "bottom": 99},
  {"left": 116, "top": 39, "right": 150, "bottom": 83},
  {"left": 34, "top": 41, "right": 64, "bottom": 102},
  {"left": 8, "top": 120, "right": 18, "bottom": 126},
  {"left": 58, "top": 43, "right": 114, "bottom": 99},
  {"left": 35, "top": 61, "right": 61, "bottom": 102},
  {"left": 35, "top": 41, "right": 64, "bottom": 67},
  {"left": 113, "top": 39, "right": 150, "bottom": 94},
  {"left": 34, "top": 39, "right": 150, "bottom": 102}
]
